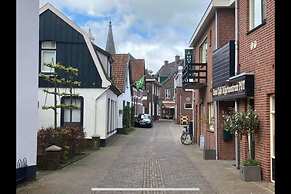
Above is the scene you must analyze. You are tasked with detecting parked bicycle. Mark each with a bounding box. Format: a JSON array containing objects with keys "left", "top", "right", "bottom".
[{"left": 180, "top": 125, "right": 192, "bottom": 145}]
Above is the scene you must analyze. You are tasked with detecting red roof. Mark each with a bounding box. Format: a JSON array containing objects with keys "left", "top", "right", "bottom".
[
  {"left": 130, "top": 59, "right": 145, "bottom": 84},
  {"left": 112, "top": 54, "right": 129, "bottom": 92}
]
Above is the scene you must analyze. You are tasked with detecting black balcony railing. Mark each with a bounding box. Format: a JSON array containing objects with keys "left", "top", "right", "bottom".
[{"left": 182, "top": 63, "right": 207, "bottom": 89}]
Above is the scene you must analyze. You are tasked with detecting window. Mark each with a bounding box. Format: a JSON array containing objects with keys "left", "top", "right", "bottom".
[
  {"left": 270, "top": 95, "right": 275, "bottom": 182},
  {"left": 199, "top": 38, "right": 207, "bottom": 63},
  {"left": 249, "top": 0, "right": 266, "bottom": 30},
  {"left": 107, "top": 99, "right": 111, "bottom": 134},
  {"left": 41, "top": 41, "right": 56, "bottom": 73},
  {"left": 208, "top": 103, "right": 214, "bottom": 132},
  {"left": 61, "top": 97, "right": 83, "bottom": 127},
  {"left": 184, "top": 103, "right": 193, "bottom": 109},
  {"left": 111, "top": 100, "right": 114, "bottom": 133},
  {"left": 165, "top": 89, "right": 171, "bottom": 99}
]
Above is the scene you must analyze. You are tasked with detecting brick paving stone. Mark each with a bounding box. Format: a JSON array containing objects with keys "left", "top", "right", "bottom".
[{"left": 17, "top": 120, "right": 274, "bottom": 194}]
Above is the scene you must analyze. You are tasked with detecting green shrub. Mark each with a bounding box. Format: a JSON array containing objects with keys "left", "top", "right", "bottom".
[
  {"left": 242, "top": 159, "right": 260, "bottom": 166},
  {"left": 37, "top": 127, "right": 85, "bottom": 162},
  {"left": 123, "top": 105, "right": 131, "bottom": 128}
]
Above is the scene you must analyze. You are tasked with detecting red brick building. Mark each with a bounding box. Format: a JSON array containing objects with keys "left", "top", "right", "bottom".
[
  {"left": 185, "top": 0, "right": 236, "bottom": 159},
  {"left": 237, "top": 0, "right": 275, "bottom": 182},
  {"left": 174, "top": 66, "right": 194, "bottom": 125},
  {"left": 184, "top": 0, "right": 275, "bottom": 182},
  {"left": 144, "top": 77, "right": 162, "bottom": 120},
  {"left": 130, "top": 59, "right": 145, "bottom": 116},
  {"left": 157, "top": 56, "right": 184, "bottom": 119}
]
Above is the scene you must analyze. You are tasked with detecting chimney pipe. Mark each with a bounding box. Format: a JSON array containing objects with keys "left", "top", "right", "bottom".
[
  {"left": 175, "top": 55, "right": 180, "bottom": 63},
  {"left": 164, "top": 60, "right": 169, "bottom": 65}
]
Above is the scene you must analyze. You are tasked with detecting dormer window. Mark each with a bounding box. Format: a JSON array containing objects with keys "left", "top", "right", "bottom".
[{"left": 41, "top": 41, "right": 56, "bottom": 73}]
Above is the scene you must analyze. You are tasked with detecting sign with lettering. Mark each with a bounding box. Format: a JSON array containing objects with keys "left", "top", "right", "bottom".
[
  {"left": 212, "top": 74, "right": 254, "bottom": 101},
  {"left": 185, "top": 49, "right": 194, "bottom": 65}
]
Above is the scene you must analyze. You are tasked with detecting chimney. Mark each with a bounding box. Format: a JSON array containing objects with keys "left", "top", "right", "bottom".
[
  {"left": 175, "top": 55, "right": 180, "bottom": 63},
  {"left": 164, "top": 60, "right": 169, "bottom": 65}
]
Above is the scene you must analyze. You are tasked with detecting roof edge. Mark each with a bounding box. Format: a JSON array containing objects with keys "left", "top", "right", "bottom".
[{"left": 188, "top": 0, "right": 234, "bottom": 47}]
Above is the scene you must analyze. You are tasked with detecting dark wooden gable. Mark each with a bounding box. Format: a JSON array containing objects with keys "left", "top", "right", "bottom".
[{"left": 39, "top": 9, "right": 102, "bottom": 88}]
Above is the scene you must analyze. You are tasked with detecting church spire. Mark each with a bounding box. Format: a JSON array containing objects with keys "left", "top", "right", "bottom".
[{"left": 105, "top": 20, "right": 116, "bottom": 54}]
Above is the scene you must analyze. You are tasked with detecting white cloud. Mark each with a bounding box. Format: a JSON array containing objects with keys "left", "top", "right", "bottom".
[{"left": 40, "top": 0, "right": 211, "bottom": 73}]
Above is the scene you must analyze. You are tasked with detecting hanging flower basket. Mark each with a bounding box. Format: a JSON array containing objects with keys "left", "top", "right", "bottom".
[{"left": 223, "top": 129, "right": 233, "bottom": 141}]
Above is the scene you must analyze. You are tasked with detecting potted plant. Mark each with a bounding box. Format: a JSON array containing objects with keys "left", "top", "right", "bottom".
[
  {"left": 240, "top": 159, "right": 261, "bottom": 181},
  {"left": 224, "top": 106, "right": 261, "bottom": 181}
]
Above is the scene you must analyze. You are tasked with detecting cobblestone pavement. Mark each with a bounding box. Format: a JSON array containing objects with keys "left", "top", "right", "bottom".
[{"left": 17, "top": 120, "right": 274, "bottom": 194}]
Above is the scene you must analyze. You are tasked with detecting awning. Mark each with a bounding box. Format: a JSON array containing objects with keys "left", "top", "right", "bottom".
[{"left": 212, "top": 73, "right": 254, "bottom": 101}]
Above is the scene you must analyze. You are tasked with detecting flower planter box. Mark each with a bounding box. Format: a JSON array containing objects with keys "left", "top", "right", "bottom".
[
  {"left": 203, "top": 149, "right": 216, "bottom": 160},
  {"left": 240, "top": 165, "right": 261, "bottom": 181}
]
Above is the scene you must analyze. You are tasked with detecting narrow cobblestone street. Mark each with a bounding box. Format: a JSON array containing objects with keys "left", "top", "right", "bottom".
[{"left": 17, "top": 120, "right": 274, "bottom": 194}]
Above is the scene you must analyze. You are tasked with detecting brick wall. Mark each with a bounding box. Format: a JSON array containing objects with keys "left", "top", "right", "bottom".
[
  {"left": 217, "top": 101, "right": 235, "bottom": 160},
  {"left": 175, "top": 87, "right": 193, "bottom": 124},
  {"left": 238, "top": 0, "right": 275, "bottom": 181},
  {"left": 218, "top": 8, "right": 235, "bottom": 47},
  {"left": 192, "top": 8, "right": 235, "bottom": 154}
]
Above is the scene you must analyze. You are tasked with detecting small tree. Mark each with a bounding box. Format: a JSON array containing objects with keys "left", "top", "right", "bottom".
[
  {"left": 224, "top": 105, "right": 259, "bottom": 160},
  {"left": 39, "top": 63, "right": 81, "bottom": 129}
]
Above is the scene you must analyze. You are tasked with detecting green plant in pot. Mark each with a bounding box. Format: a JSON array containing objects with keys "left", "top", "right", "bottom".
[{"left": 224, "top": 106, "right": 261, "bottom": 181}]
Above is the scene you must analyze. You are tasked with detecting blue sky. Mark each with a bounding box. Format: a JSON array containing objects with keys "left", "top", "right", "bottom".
[{"left": 40, "top": 0, "right": 211, "bottom": 73}]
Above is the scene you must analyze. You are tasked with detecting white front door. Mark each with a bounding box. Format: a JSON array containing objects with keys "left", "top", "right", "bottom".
[{"left": 270, "top": 95, "right": 275, "bottom": 182}]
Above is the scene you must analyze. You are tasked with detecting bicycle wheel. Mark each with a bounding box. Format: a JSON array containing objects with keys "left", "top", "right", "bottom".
[
  {"left": 185, "top": 134, "right": 192, "bottom": 145},
  {"left": 180, "top": 133, "right": 187, "bottom": 144}
]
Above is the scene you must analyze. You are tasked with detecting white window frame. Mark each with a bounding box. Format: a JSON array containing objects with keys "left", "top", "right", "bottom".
[
  {"left": 41, "top": 41, "right": 56, "bottom": 73},
  {"left": 165, "top": 89, "right": 171, "bottom": 99},
  {"left": 199, "top": 37, "right": 208, "bottom": 63},
  {"left": 249, "top": 0, "right": 266, "bottom": 30},
  {"left": 270, "top": 95, "right": 275, "bottom": 183},
  {"left": 62, "top": 97, "right": 82, "bottom": 124},
  {"left": 184, "top": 103, "right": 193, "bottom": 110}
]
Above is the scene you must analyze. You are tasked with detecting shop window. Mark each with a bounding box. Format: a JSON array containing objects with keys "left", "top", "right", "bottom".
[
  {"left": 249, "top": 0, "right": 266, "bottom": 30},
  {"left": 208, "top": 102, "right": 214, "bottom": 132}
]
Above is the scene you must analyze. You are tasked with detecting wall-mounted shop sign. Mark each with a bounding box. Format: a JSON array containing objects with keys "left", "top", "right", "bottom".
[
  {"left": 212, "top": 73, "right": 254, "bottom": 101},
  {"left": 185, "top": 48, "right": 194, "bottom": 65}
]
